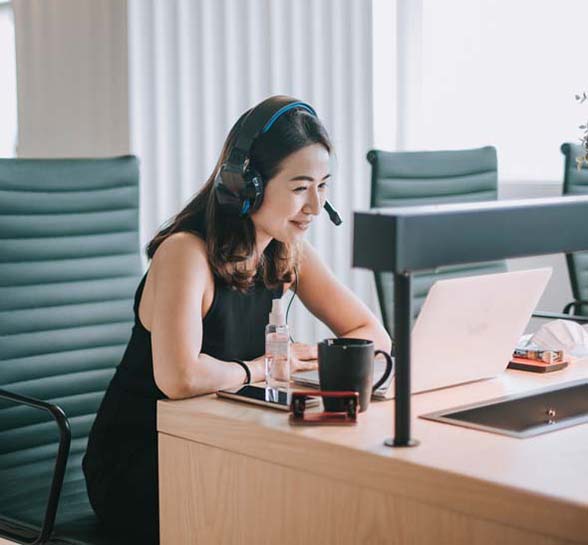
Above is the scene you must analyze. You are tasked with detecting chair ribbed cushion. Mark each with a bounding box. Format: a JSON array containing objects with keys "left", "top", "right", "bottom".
[
  {"left": 0, "top": 156, "right": 141, "bottom": 544},
  {"left": 561, "top": 143, "right": 588, "bottom": 316},
  {"left": 367, "top": 147, "right": 507, "bottom": 334}
]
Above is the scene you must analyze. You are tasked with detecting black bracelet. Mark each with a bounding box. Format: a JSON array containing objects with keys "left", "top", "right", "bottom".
[{"left": 231, "top": 359, "right": 251, "bottom": 384}]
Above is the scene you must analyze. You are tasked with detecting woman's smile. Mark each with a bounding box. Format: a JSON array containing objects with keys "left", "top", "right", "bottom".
[{"left": 290, "top": 219, "right": 312, "bottom": 231}]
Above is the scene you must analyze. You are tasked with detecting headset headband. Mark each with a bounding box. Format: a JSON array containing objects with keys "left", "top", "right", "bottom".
[{"left": 226, "top": 96, "right": 317, "bottom": 168}]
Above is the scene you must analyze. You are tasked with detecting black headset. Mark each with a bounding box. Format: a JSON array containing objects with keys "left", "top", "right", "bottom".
[{"left": 214, "top": 95, "right": 342, "bottom": 225}]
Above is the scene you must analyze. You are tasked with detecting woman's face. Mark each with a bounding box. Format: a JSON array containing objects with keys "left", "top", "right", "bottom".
[{"left": 251, "top": 143, "right": 331, "bottom": 246}]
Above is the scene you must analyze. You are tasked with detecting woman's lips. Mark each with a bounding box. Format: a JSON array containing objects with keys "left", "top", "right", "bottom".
[{"left": 290, "top": 220, "right": 311, "bottom": 231}]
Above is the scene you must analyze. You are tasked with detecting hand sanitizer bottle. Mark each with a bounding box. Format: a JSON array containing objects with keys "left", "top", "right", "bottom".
[{"left": 265, "top": 298, "right": 290, "bottom": 398}]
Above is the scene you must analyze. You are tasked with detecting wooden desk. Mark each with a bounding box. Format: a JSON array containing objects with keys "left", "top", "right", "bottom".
[{"left": 157, "top": 362, "right": 588, "bottom": 545}]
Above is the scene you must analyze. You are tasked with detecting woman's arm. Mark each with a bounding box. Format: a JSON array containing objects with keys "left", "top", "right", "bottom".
[
  {"left": 296, "top": 241, "right": 392, "bottom": 354},
  {"left": 148, "top": 234, "right": 265, "bottom": 399},
  {"left": 170, "top": 352, "right": 266, "bottom": 398}
]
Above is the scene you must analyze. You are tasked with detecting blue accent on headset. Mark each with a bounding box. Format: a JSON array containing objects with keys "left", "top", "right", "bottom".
[
  {"left": 261, "top": 102, "right": 317, "bottom": 134},
  {"left": 241, "top": 199, "right": 251, "bottom": 215}
]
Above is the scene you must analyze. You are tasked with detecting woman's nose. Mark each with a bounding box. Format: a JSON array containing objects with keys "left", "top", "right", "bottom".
[{"left": 303, "top": 187, "right": 322, "bottom": 215}]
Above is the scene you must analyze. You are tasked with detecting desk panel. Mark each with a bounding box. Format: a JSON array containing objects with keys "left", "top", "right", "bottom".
[{"left": 159, "top": 433, "right": 577, "bottom": 545}]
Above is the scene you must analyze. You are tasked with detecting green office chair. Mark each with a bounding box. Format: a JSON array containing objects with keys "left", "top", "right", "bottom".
[
  {"left": 561, "top": 142, "right": 588, "bottom": 317},
  {"left": 0, "top": 157, "right": 141, "bottom": 545},
  {"left": 367, "top": 146, "right": 507, "bottom": 336}
]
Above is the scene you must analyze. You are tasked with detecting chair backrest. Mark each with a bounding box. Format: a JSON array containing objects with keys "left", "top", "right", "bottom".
[
  {"left": 561, "top": 142, "right": 588, "bottom": 315},
  {"left": 367, "top": 146, "right": 507, "bottom": 335},
  {"left": 0, "top": 156, "right": 141, "bottom": 527}
]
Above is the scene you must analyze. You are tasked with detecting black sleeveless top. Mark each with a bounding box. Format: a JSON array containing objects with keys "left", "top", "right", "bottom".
[
  {"left": 112, "top": 270, "right": 282, "bottom": 399},
  {"left": 83, "top": 268, "right": 283, "bottom": 538}
]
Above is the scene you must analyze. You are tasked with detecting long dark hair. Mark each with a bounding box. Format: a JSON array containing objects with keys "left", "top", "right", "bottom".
[{"left": 146, "top": 101, "right": 332, "bottom": 291}]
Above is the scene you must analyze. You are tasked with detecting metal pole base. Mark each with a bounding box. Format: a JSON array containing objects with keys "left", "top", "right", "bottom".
[{"left": 384, "top": 437, "right": 420, "bottom": 448}]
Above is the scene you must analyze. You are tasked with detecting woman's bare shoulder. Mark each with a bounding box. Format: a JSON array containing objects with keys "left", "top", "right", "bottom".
[
  {"left": 140, "top": 233, "right": 213, "bottom": 330},
  {"left": 152, "top": 232, "right": 208, "bottom": 267},
  {"left": 149, "top": 232, "right": 214, "bottom": 291}
]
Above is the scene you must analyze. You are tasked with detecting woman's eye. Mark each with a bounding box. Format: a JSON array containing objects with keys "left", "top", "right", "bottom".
[{"left": 293, "top": 183, "right": 328, "bottom": 193}]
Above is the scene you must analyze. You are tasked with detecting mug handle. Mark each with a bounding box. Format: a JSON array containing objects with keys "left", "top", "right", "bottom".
[{"left": 372, "top": 350, "right": 394, "bottom": 393}]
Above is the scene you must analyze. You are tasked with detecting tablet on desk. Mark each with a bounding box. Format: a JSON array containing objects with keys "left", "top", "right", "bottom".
[{"left": 217, "top": 384, "right": 320, "bottom": 411}]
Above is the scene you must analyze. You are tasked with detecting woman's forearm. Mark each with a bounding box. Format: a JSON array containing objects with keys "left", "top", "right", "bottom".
[{"left": 167, "top": 353, "right": 266, "bottom": 399}]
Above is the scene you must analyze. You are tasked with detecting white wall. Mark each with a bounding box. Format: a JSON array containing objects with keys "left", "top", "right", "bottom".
[
  {"left": 13, "top": 0, "right": 129, "bottom": 157},
  {"left": 374, "top": 0, "right": 587, "bottom": 182},
  {"left": 417, "top": 0, "right": 586, "bottom": 183},
  {"left": 0, "top": 2, "right": 17, "bottom": 157}
]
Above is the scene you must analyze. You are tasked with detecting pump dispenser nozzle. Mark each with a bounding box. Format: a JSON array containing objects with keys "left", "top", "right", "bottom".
[{"left": 269, "top": 298, "right": 285, "bottom": 326}]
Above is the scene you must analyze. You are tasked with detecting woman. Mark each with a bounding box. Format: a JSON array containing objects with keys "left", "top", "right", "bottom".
[{"left": 83, "top": 96, "right": 391, "bottom": 544}]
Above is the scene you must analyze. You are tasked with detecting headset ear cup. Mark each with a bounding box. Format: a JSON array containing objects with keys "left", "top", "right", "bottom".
[
  {"left": 242, "top": 167, "right": 264, "bottom": 213},
  {"left": 214, "top": 165, "right": 245, "bottom": 213},
  {"left": 215, "top": 97, "right": 316, "bottom": 216}
]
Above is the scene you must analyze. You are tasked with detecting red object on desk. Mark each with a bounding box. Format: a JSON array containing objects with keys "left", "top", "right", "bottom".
[
  {"left": 289, "top": 390, "right": 359, "bottom": 425},
  {"left": 507, "top": 356, "right": 569, "bottom": 373}
]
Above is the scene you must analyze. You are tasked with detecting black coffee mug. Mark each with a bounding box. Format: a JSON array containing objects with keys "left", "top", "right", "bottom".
[{"left": 318, "top": 338, "right": 394, "bottom": 412}]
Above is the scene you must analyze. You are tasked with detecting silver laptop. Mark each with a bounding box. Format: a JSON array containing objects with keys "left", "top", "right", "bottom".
[{"left": 292, "top": 268, "right": 552, "bottom": 399}]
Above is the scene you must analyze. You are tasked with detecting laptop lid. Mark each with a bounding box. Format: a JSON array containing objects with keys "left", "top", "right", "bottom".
[
  {"left": 410, "top": 267, "right": 552, "bottom": 394},
  {"left": 292, "top": 268, "right": 551, "bottom": 398}
]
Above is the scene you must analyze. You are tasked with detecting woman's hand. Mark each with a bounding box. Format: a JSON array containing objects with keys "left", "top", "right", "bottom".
[
  {"left": 290, "top": 342, "right": 318, "bottom": 373},
  {"left": 246, "top": 343, "right": 318, "bottom": 384}
]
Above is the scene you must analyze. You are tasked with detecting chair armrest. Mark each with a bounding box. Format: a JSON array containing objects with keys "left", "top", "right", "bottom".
[
  {"left": 562, "top": 300, "right": 588, "bottom": 316},
  {"left": 0, "top": 388, "right": 71, "bottom": 545},
  {"left": 531, "top": 310, "right": 588, "bottom": 323}
]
